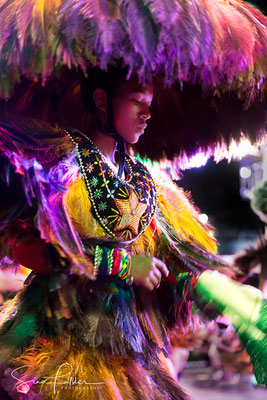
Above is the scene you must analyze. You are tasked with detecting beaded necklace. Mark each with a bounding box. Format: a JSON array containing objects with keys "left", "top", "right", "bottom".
[{"left": 67, "top": 129, "right": 158, "bottom": 243}]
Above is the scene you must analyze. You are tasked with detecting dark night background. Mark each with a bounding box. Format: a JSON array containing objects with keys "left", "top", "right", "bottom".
[
  {"left": 246, "top": 0, "right": 267, "bottom": 14},
  {"left": 178, "top": 158, "right": 265, "bottom": 254}
]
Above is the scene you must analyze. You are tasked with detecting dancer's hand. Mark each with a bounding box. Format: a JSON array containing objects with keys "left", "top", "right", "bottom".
[{"left": 130, "top": 255, "right": 169, "bottom": 291}]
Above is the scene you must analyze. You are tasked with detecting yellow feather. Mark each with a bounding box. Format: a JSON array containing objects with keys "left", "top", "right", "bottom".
[
  {"left": 157, "top": 176, "right": 218, "bottom": 254},
  {"left": 131, "top": 170, "right": 218, "bottom": 258},
  {"left": 132, "top": 219, "right": 159, "bottom": 256},
  {"left": 32, "top": 0, "right": 45, "bottom": 30},
  {"left": 63, "top": 177, "right": 107, "bottom": 239},
  {"left": 11, "top": 342, "right": 169, "bottom": 399},
  {"left": 12, "top": 334, "right": 71, "bottom": 390},
  {"left": 31, "top": 0, "right": 62, "bottom": 32}
]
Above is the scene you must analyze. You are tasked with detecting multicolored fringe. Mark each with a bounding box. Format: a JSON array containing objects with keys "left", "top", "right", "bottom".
[
  {"left": 1, "top": 342, "right": 189, "bottom": 400},
  {"left": 0, "top": 1, "right": 266, "bottom": 163},
  {"left": 0, "top": 272, "right": 79, "bottom": 366},
  {"left": 0, "top": 270, "right": 173, "bottom": 376},
  {"left": 0, "top": 0, "right": 266, "bottom": 99},
  {"left": 0, "top": 269, "right": 193, "bottom": 399},
  {"left": 0, "top": 118, "right": 99, "bottom": 279}
]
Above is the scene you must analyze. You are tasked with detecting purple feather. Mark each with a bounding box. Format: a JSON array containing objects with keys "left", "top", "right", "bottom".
[
  {"left": 0, "top": 1, "right": 266, "bottom": 102},
  {"left": 0, "top": 0, "right": 17, "bottom": 44},
  {"left": 13, "top": 1, "right": 34, "bottom": 50},
  {"left": 57, "top": 1, "right": 86, "bottom": 66},
  {"left": 79, "top": 0, "right": 123, "bottom": 66},
  {"left": 144, "top": 0, "right": 182, "bottom": 27},
  {"left": 120, "top": 0, "right": 158, "bottom": 64}
]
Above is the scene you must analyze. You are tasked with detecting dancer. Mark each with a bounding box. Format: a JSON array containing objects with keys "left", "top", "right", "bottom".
[
  {"left": 0, "top": 66, "right": 266, "bottom": 399},
  {"left": 0, "top": 66, "right": 219, "bottom": 399}
]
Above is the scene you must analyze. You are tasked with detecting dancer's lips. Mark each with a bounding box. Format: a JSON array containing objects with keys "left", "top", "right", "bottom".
[{"left": 137, "top": 123, "right": 147, "bottom": 130}]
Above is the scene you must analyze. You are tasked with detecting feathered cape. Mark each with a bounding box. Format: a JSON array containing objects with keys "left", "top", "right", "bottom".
[{"left": 0, "top": 117, "right": 266, "bottom": 395}]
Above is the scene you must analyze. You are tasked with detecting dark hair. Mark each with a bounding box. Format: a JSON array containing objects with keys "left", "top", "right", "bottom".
[{"left": 80, "top": 66, "right": 129, "bottom": 112}]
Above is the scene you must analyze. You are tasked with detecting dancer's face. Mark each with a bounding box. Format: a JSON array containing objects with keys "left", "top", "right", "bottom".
[{"left": 111, "top": 78, "right": 153, "bottom": 144}]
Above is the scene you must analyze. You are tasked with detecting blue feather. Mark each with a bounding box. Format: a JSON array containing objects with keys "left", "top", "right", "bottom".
[{"left": 113, "top": 284, "right": 145, "bottom": 353}]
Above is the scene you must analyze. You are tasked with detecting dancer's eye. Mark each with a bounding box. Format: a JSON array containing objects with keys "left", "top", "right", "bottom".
[{"left": 132, "top": 99, "right": 142, "bottom": 104}]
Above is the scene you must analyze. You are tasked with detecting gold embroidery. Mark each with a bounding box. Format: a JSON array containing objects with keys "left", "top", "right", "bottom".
[{"left": 114, "top": 189, "right": 147, "bottom": 235}]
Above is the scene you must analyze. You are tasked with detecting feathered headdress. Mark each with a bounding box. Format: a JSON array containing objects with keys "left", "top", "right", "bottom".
[{"left": 0, "top": 0, "right": 266, "bottom": 161}]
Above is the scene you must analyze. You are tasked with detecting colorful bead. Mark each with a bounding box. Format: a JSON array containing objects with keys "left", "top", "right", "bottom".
[
  {"left": 117, "top": 249, "right": 131, "bottom": 280},
  {"left": 107, "top": 249, "right": 114, "bottom": 275},
  {"left": 112, "top": 249, "right": 121, "bottom": 275},
  {"left": 93, "top": 246, "right": 131, "bottom": 280},
  {"left": 94, "top": 245, "right": 103, "bottom": 277}
]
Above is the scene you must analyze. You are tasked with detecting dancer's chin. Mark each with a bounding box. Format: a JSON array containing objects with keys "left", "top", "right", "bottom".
[{"left": 124, "top": 130, "right": 144, "bottom": 144}]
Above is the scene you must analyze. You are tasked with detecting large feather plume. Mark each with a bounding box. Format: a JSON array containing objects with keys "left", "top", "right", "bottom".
[
  {"left": 0, "top": 1, "right": 266, "bottom": 161},
  {"left": 0, "top": 0, "right": 266, "bottom": 98}
]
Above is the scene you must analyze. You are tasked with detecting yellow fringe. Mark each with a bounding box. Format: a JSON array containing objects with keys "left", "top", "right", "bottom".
[
  {"left": 11, "top": 334, "right": 71, "bottom": 390},
  {"left": 63, "top": 177, "right": 107, "bottom": 239},
  {"left": 131, "top": 221, "right": 159, "bottom": 256},
  {"left": 157, "top": 185, "right": 218, "bottom": 254},
  {"left": 10, "top": 341, "right": 167, "bottom": 399},
  {"left": 32, "top": 0, "right": 62, "bottom": 31},
  {"left": 132, "top": 174, "right": 217, "bottom": 259}
]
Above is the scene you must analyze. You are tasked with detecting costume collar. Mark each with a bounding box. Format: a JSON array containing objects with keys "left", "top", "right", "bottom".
[{"left": 68, "top": 129, "right": 158, "bottom": 243}]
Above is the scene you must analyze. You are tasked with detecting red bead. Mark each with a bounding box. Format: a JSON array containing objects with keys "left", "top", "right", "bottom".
[{"left": 112, "top": 249, "right": 121, "bottom": 275}]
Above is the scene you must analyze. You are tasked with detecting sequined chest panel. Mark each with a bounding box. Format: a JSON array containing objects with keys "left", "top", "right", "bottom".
[{"left": 69, "top": 131, "right": 158, "bottom": 243}]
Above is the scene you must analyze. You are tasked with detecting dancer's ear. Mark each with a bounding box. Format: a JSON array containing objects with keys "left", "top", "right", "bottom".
[{"left": 93, "top": 88, "right": 107, "bottom": 113}]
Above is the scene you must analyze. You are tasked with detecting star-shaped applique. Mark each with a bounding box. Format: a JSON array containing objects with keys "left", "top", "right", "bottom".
[{"left": 114, "top": 189, "right": 147, "bottom": 235}]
